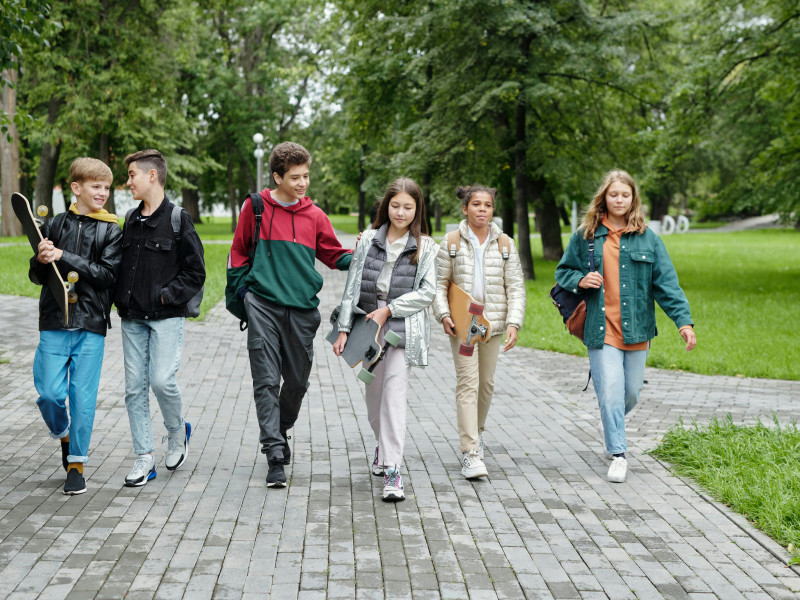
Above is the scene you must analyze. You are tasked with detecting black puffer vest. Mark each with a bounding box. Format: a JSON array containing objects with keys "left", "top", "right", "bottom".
[{"left": 358, "top": 224, "right": 418, "bottom": 346}]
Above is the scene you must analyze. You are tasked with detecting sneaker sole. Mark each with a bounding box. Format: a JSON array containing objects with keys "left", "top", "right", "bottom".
[
  {"left": 382, "top": 493, "right": 405, "bottom": 502},
  {"left": 124, "top": 469, "right": 157, "bottom": 487},
  {"left": 266, "top": 480, "right": 287, "bottom": 488},
  {"left": 63, "top": 487, "right": 86, "bottom": 495},
  {"left": 607, "top": 474, "right": 627, "bottom": 483},
  {"left": 166, "top": 423, "right": 191, "bottom": 471},
  {"left": 462, "top": 468, "right": 488, "bottom": 479},
  {"left": 372, "top": 466, "right": 385, "bottom": 476}
]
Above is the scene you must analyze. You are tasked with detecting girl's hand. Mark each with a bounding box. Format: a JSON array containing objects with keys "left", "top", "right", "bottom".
[
  {"left": 442, "top": 316, "right": 456, "bottom": 337},
  {"left": 355, "top": 231, "right": 363, "bottom": 246},
  {"left": 679, "top": 326, "right": 696, "bottom": 352},
  {"left": 366, "top": 306, "right": 391, "bottom": 328},
  {"left": 503, "top": 326, "right": 518, "bottom": 352},
  {"left": 333, "top": 331, "right": 348, "bottom": 356},
  {"left": 578, "top": 272, "right": 603, "bottom": 289}
]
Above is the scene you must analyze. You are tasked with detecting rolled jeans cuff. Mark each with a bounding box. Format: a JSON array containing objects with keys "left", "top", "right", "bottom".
[
  {"left": 67, "top": 454, "right": 88, "bottom": 464},
  {"left": 49, "top": 427, "right": 70, "bottom": 440}
]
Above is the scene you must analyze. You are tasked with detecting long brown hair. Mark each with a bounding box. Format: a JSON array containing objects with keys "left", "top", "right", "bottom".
[
  {"left": 581, "top": 169, "right": 647, "bottom": 239},
  {"left": 373, "top": 177, "right": 428, "bottom": 264}
]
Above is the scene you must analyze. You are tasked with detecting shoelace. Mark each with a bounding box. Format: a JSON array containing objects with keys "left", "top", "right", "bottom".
[
  {"left": 133, "top": 456, "right": 152, "bottom": 473},
  {"left": 386, "top": 471, "right": 400, "bottom": 488},
  {"left": 162, "top": 433, "right": 183, "bottom": 454}
]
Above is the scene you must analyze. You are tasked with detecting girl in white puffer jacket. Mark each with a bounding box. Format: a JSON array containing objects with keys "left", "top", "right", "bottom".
[{"left": 432, "top": 185, "right": 526, "bottom": 479}]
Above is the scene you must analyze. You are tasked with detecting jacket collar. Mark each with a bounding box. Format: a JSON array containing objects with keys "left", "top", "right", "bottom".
[
  {"left": 372, "top": 222, "right": 418, "bottom": 253},
  {"left": 135, "top": 197, "right": 169, "bottom": 228},
  {"left": 458, "top": 219, "right": 501, "bottom": 243}
]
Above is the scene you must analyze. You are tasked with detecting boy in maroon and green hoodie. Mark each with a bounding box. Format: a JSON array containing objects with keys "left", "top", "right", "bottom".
[{"left": 228, "top": 142, "right": 352, "bottom": 487}]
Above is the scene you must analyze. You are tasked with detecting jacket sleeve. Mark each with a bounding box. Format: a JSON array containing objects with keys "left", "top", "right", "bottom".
[
  {"left": 316, "top": 212, "right": 352, "bottom": 271},
  {"left": 161, "top": 211, "right": 206, "bottom": 306},
  {"left": 431, "top": 239, "right": 452, "bottom": 322},
  {"left": 555, "top": 232, "right": 588, "bottom": 294},
  {"left": 388, "top": 239, "right": 437, "bottom": 319},
  {"left": 336, "top": 232, "right": 371, "bottom": 333},
  {"left": 56, "top": 223, "right": 123, "bottom": 291},
  {"left": 651, "top": 235, "right": 693, "bottom": 329},
  {"left": 503, "top": 238, "right": 526, "bottom": 330},
  {"left": 229, "top": 196, "right": 255, "bottom": 269}
]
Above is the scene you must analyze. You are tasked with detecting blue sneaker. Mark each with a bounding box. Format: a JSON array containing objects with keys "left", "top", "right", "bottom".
[
  {"left": 124, "top": 454, "right": 156, "bottom": 487},
  {"left": 165, "top": 421, "right": 191, "bottom": 471}
]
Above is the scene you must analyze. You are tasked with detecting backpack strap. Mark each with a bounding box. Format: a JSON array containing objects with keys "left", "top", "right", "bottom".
[
  {"left": 49, "top": 211, "right": 68, "bottom": 246},
  {"left": 497, "top": 233, "right": 510, "bottom": 260},
  {"left": 248, "top": 192, "right": 264, "bottom": 261},
  {"left": 171, "top": 205, "right": 183, "bottom": 241},
  {"left": 446, "top": 230, "right": 460, "bottom": 258},
  {"left": 93, "top": 219, "right": 111, "bottom": 329}
]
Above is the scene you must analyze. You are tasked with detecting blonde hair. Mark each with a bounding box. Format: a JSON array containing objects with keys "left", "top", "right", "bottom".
[
  {"left": 581, "top": 169, "right": 647, "bottom": 239},
  {"left": 70, "top": 157, "right": 113, "bottom": 184}
]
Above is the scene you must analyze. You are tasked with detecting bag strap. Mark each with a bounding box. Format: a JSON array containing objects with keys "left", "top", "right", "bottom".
[
  {"left": 171, "top": 205, "right": 183, "bottom": 241},
  {"left": 588, "top": 238, "right": 596, "bottom": 272},
  {"left": 93, "top": 219, "right": 112, "bottom": 329},
  {"left": 248, "top": 192, "right": 264, "bottom": 261},
  {"left": 50, "top": 211, "right": 68, "bottom": 246},
  {"left": 446, "top": 229, "right": 460, "bottom": 258},
  {"left": 497, "top": 233, "right": 510, "bottom": 260}
]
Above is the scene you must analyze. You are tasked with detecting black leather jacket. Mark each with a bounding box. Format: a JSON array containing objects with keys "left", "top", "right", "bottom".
[
  {"left": 29, "top": 211, "right": 123, "bottom": 336},
  {"left": 114, "top": 198, "right": 205, "bottom": 320}
]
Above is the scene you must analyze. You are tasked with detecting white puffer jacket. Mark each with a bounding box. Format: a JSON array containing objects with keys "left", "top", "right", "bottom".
[{"left": 432, "top": 220, "right": 526, "bottom": 335}]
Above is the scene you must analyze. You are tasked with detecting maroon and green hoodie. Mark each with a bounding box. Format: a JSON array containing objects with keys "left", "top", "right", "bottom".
[{"left": 228, "top": 190, "right": 352, "bottom": 309}]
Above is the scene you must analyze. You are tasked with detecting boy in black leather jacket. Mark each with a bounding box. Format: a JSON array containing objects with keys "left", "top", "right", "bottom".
[{"left": 29, "top": 157, "right": 123, "bottom": 495}]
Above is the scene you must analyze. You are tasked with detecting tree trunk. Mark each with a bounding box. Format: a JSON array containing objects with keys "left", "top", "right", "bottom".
[
  {"left": 0, "top": 68, "right": 23, "bottom": 236},
  {"left": 514, "top": 97, "right": 534, "bottom": 280},
  {"left": 434, "top": 199, "right": 441, "bottom": 234},
  {"left": 649, "top": 194, "right": 670, "bottom": 221},
  {"left": 500, "top": 166, "right": 514, "bottom": 237},
  {"left": 422, "top": 170, "right": 432, "bottom": 235},
  {"left": 228, "top": 159, "right": 237, "bottom": 232},
  {"left": 34, "top": 97, "right": 63, "bottom": 216},
  {"left": 98, "top": 133, "right": 117, "bottom": 215},
  {"left": 182, "top": 187, "right": 202, "bottom": 224},
  {"left": 532, "top": 180, "right": 563, "bottom": 261},
  {"left": 357, "top": 145, "right": 366, "bottom": 232}
]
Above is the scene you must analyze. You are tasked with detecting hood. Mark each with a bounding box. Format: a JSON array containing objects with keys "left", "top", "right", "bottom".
[{"left": 260, "top": 189, "right": 314, "bottom": 213}]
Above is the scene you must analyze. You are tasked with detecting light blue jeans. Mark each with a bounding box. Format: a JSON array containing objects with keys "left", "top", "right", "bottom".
[
  {"left": 588, "top": 344, "right": 649, "bottom": 456},
  {"left": 34, "top": 329, "right": 105, "bottom": 463},
  {"left": 121, "top": 317, "right": 185, "bottom": 455}
]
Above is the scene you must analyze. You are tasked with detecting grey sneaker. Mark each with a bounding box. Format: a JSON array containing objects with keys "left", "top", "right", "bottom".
[
  {"left": 461, "top": 449, "right": 488, "bottom": 479},
  {"left": 165, "top": 422, "right": 191, "bottom": 471},
  {"left": 124, "top": 454, "right": 156, "bottom": 487}
]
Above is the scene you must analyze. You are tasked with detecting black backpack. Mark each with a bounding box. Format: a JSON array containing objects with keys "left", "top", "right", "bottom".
[{"left": 224, "top": 193, "right": 264, "bottom": 330}]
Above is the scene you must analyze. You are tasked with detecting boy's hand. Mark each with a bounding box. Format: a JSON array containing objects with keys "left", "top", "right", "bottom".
[
  {"left": 365, "top": 306, "right": 391, "bottom": 328},
  {"left": 36, "top": 238, "right": 63, "bottom": 264},
  {"left": 333, "top": 332, "right": 348, "bottom": 356},
  {"left": 679, "top": 325, "right": 696, "bottom": 351},
  {"left": 503, "top": 326, "right": 518, "bottom": 352},
  {"left": 442, "top": 316, "right": 456, "bottom": 337}
]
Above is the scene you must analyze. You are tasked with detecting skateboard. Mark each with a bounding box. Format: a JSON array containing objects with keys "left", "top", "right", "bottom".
[
  {"left": 326, "top": 306, "right": 402, "bottom": 384},
  {"left": 447, "top": 283, "right": 491, "bottom": 356},
  {"left": 12, "top": 192, "right": 78, "bottom": 326}
]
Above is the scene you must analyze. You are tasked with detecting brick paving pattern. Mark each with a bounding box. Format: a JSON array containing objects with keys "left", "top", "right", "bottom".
[{"left": 2, "top": 232, "right": 799, "bottom": 599}]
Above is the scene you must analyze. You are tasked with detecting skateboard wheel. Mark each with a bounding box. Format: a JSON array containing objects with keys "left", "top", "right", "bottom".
[
  {"left": 357, "top": 369, "right": 376, "bottom": 385},
  {"left": 67, "top": 271, "right": 79, "bottom": 283},
  {"left": 37, "top": 205, "right": 49, "bottom": 217},
  {"left": 384, "top": 330, "right": 402, "bottom": 347},
  {"left": 459, "top": 343, "right": 474, "bottom": 357},
  {"left": 468, "top": 302, "right": 484, "bottom": 315},
  {"left": 68, "top": 292, "right": 78, "bottom": 304}
]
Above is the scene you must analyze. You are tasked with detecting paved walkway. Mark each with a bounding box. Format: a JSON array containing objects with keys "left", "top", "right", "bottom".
[{"left": 2, "top": 233, "right": 800, "bottom": 599}]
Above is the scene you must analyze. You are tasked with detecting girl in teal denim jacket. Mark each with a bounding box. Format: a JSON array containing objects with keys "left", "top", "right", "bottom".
[{"left": 555, "top": 170, "right": 696, "bottom": 484}]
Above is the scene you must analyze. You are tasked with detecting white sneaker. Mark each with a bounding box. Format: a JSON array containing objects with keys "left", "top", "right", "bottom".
[
  {"left": 382, "top": 467, "right": 404, "bottom": 501},
  {"left": 124, "top": 454, "right": 156, "bottom": 487},
  {"left": 477, "top": 431, "right": 485, "bottom": 460},
  {"left": 607, "top": 456, "right": 628, "bottom": 483},
  {"left": 598, "top": 421, "right": 613, "bottom": 460},
  {"left": 461, "top": 449, "right": 488, "bottom": 479},
  {"left": 165, "top": 422, "right": 191, "bottom": 471}
]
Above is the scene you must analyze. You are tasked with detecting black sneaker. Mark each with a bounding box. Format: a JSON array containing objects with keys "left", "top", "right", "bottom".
[
  {"left": 63, "top": 468, "right": 86, "bottom": 495},
  {"left": 61, "top": 440, "right": 69, "bottom": 471},
  {"left": 266, "top": 463, "right": 287, "bottom": 488},
  {"left": 280, "top": 430, "right": 291, "bottom": 465}
]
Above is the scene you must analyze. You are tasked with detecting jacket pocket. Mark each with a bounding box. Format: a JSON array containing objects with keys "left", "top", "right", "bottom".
[{"left": 144, "top": 237, "right": 173, "bottom": 252}]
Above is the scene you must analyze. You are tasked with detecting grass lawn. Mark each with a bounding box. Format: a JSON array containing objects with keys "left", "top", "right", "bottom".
[
  {"left": 650, "top": 417, "right": 800, "bottom": 564},
  {"left": 2, "top": 222, "right": 797, "bottom": 379}
]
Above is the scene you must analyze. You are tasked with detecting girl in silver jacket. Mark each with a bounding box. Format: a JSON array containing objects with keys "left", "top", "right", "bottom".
[
  {"left": 432, "top": 185, "right": 526, "bottom": 479},
  {"left": 333, "top": 178, "right": 438, "bottom": 502}
]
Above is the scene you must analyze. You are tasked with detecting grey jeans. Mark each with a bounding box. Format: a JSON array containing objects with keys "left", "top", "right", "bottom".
[{"left": 244, "top": 292, "right": 320, "bottom": 462}]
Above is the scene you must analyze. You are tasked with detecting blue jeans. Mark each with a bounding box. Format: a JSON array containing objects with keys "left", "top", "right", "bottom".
[
  {"left": 121, "top": 317, "right": 185, "bottom": 455},
  {"left": 588, "top": 344, "right": 648, "bottom": 456},
  {"left": 34, "top": 329, "right": 105, "bottom": 463}
]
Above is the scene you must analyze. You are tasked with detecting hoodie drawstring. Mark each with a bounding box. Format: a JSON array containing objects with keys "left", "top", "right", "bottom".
[{"left": 267, "top": 204, "right": 275, "bottom": 257}]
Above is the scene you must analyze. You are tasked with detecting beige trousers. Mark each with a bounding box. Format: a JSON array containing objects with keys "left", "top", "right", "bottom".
[{"left": 449, "top": 334, "right": 503, "bottom": 453}]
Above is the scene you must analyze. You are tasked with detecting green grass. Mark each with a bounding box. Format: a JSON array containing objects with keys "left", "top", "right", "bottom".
[
  {"left": 521, "top": 229, "right": 800, "bottom": 380},
  {"left": 650, "top": 416, "right": 800, "bottom": 564}
]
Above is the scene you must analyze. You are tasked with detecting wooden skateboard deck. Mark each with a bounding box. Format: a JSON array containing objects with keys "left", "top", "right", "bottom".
[
  {"left": 326, "top": 306, "right": 402, "bottom": 384},
  {"left": 12, "top": 192, "right": 71, "bottom": 325},
  {"left": 447, "top": 283, "right": 491, "bottom": 355}
]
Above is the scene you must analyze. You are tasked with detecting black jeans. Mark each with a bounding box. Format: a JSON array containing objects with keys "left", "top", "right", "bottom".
[{"left": 244, "top": 292, "right": 320, "bottom": 462}]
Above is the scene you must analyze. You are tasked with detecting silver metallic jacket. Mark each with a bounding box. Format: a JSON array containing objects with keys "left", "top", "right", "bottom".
[
  {"left": 432, "top": 220, "right": 526, "bottom": 335},
  {"left": 336, "top": 228, "right": 439, "bottom": 367}
]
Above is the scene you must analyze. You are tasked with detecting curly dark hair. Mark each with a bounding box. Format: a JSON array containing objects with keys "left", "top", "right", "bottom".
[
  {"left": 269, "top": 142, "right": 312, "bottom": 178},
  {"left": 456, "top": 184, "right": 498, "bottom": 207}
]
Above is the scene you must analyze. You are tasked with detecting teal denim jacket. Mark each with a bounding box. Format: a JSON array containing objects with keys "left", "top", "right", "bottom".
[{"left": 555, "top": 225, "right": 693, "bottom": 349}]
